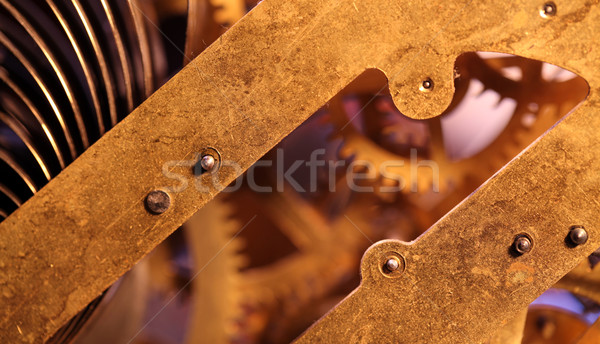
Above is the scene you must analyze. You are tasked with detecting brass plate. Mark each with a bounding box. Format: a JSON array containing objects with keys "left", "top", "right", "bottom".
[{"left": 0, "top": 0, "right": 599, "bottom": 342}]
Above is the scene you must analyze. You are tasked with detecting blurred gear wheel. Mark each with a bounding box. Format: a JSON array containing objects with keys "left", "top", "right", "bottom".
[
  {"left": 184, "top": 198, "right": 247, "bottom": 344},
  {"left": 184, "top": 187, "right": 376, "bottom": 343},
  {"left": 185, "top": 0, "right": 246, "bottom": 61},
  {"left": 327, "top": 52, "right": 588, "bottom": 202}
]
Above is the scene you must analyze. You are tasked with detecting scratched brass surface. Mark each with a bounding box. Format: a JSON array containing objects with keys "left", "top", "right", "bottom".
[{"left": 0, "top": 0, "right": 599, "bottom": 342}]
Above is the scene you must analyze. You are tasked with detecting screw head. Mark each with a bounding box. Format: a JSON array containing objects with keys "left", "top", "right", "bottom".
[
  {"left": 569, "top": 226, "right": 588, "bottom": 246},
  {"left": 381, "top": 252, "right": 405, "bottom": 277},
  {"left": 200, "top": 154, "right": 216, "bottom": 171},
  {"left": 541, "top": 2, "right": 556, "bottom": 17},
  {"left": 513, "top": 235, "right": 533, "bottom": 255},
  {"left": 420, "top": 78, "right": 434, "bottom": 92},
  {"left": 145, "top": 190, "right": 170, "bottom": 215},
  {"left": 385, "top": 258, "right": 400, "bottom": 272}
]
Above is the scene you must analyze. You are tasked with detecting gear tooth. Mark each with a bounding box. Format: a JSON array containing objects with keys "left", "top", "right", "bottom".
[
  {"left": 475, "top": 87, "right": 487, "bottom": 98},
  {"left": 235, "top": 254, "right": 250, "bottom": 270},
  {"left": 184, "top": 197, "right": 248, "bottom": 344},
  {"left": 210, "top": 0, "right": 245, "bottom": 25},
  {"left": 229, "top": 236, "right": 246, "bottom": 252},
  {"left": 337, "top": 143, "right": 356, "bottom": 161}
]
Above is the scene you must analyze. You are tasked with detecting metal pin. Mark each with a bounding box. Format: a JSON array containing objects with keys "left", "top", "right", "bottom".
[
  {"left": 569, "top": 226, "right": 588, "bottom": 246},
  {"left": 200, "top": 154, "right": 216, "bottom": 171},
  {"left": 385, "top": 258, "right": 400, "bottom": 272},
  {"left": 420, "top": 78, "right": 433, "bottom": 91},
  {"left": 145, "top": 190, "right": 170, "bottom": 215},
  {"left": 513, "top": 235, "right": 532, "bottom": 255},
  {"left": 541, "top": 2, "right": 556, "bottom": 17}
]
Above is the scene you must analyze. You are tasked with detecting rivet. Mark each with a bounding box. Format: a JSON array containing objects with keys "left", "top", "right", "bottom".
[
  {"left": 196, "top": 148, "right": 221, "bottom": 175},
  {"left": 568, "top": 226, "right": 588, "bottom": 246},
  {"left": 420, "top": 78, "right": 434, "bottom": 92},
  {"left": 385, "top": 258, "right": 400, "bottom": 272},
  {"left": 513, "top": 234, "right": 533, "bottom": 255},
  {"left": 200, "top": 154, "right": 216, "bottom": 171},
  {"left": 145, "top": 190, "right": 170, "bottom": 215},
  {"left": 381, "top": 252, "right": 405, "bottom": 277},
  {"left": 540, "top": 2, "right": 556, "bottom": 17}
]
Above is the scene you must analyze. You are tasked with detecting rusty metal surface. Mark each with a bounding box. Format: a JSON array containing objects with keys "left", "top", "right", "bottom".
[{"left": 0, "top": 0, "right": 599, "bottom": 342}]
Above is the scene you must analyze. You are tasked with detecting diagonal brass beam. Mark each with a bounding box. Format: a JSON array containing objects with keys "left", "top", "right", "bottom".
[
  {"left": 295, "top": 98, "right": 600, "bottom": 343},
  {"left": 0, "top": 0, "right": 599, "bottom": 342}
]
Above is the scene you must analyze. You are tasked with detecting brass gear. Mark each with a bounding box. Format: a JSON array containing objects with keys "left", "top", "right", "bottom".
[
  {"left": 184, "top": 198, "right": 247, "bottom": 344},
  {"left": 184, "top": 0, "right": 246, "bottom": 61},
  {"left": 326, "top": 52, "right": 588, "bottom": 203},
  {"left": 184, "top": 187, "right": 375, "bottom": 343},
  {"left": 210, "top": 0, "right": 246, "bottom": 26}
]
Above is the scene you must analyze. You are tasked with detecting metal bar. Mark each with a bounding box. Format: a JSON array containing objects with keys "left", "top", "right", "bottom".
[
  {"left": 295, "top": 99, "right": 600, "bottom": 343},
  {"left": 0, "top": 0, "right": 599, "bottom": 342}
]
